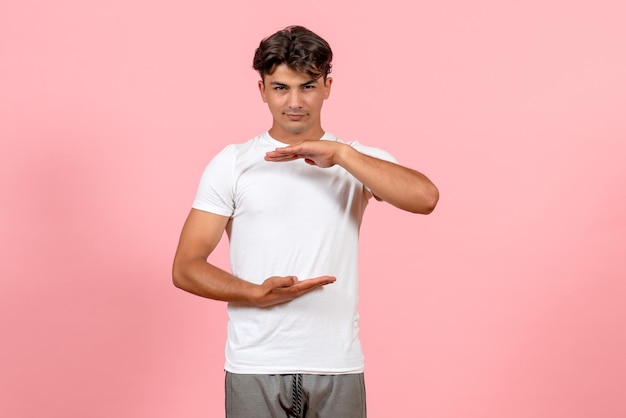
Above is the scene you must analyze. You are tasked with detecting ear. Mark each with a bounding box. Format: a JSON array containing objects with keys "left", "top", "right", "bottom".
[
  {"left": 323, "top": 77, "right": 333, "bottom": 100},
  {"left": 258, "top": 80, "right": 268, "bottom": 103}
]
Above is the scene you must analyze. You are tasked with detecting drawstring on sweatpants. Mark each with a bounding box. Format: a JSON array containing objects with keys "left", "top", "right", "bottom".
[{"left": 291, "top": 374, "right": 303, "bottom": 418}]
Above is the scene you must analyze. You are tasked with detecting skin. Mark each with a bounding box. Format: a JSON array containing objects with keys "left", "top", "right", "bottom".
[
  {"left": 258, "top": 63, "right": 332, "bottom": 144},
  {"left": 172, "top": 64, "right": 439, "bottom": 307}
]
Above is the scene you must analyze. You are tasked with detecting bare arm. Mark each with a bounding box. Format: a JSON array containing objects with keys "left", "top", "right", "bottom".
[
  {"left": 172, "top": 208, "right": 335, "bottom": 307},
  {"left": 264, "top": 140, "right": 439, "bottom": 214}
]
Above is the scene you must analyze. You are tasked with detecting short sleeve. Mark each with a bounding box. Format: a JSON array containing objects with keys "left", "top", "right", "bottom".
[
  {"left": 349, "top": 140, "right": 398, "bottom": 164},
  {"left": 192, "top": 144, "right": 237, "bottom": 217}
]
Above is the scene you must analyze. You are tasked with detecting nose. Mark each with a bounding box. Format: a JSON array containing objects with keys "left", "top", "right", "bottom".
[{"left": 288, "top": 89, "right": 302, "bottom": 108}]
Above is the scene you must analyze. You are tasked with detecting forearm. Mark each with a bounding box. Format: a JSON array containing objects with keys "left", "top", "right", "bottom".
[
  {"left": 172, "top": 257, "right": 257, "bottom": 304},
  {"left": 336, "top": 144, "right": 439, "bottom": 214},
  {"left": 173, "top": 257, "right": 336, "bottom": 308}
]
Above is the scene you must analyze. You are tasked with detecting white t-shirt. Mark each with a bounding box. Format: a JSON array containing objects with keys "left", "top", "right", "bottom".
[{"left": 193, "top": 131, "right": 397, "bottom": 374}]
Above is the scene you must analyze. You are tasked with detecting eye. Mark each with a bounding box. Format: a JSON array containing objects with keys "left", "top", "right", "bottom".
[
  {"left": 273, "top": 85, "right": 287, "bottom": 91},
  {"left": 303, "top": 85, "right": 315, "bottom": 90}
]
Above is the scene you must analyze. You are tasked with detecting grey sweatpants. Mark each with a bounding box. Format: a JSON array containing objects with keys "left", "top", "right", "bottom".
[{"left": 225, "top": 372, "right": 367, "bottom": 418}]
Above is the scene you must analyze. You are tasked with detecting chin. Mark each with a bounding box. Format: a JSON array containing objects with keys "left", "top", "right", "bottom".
[{"left": 282, "top": 124, "right": 309, "bottom": 135}]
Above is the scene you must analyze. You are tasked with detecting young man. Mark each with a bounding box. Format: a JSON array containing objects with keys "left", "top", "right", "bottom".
[{"left": 173, "top": 25, "right": 439, "bottom": 417}]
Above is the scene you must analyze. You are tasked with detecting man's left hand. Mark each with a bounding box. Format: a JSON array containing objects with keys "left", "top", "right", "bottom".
[{"left": 264, "top": 140, "right": 345, "bottom": 168}]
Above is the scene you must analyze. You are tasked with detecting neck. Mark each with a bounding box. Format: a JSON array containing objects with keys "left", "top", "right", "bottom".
[{"left": 268, "top": 126, "right": 325, "bottom": 145}]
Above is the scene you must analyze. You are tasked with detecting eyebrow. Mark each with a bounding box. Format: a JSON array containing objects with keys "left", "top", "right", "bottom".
[{"left": 269, "top": 79, "right": 318, "bottom": 88}]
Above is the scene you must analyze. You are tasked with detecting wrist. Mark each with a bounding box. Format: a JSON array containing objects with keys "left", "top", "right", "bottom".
[
  {"left": 242, "top": 282, "right": 263, "bottom": 306},
  {"left": 333, "top": 142, "right": 352, "bottom": 167}
]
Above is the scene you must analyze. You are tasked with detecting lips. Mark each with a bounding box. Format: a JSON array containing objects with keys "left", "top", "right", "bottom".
[{"left": 285, "top": 113, "right": 306, "bottom": 121}]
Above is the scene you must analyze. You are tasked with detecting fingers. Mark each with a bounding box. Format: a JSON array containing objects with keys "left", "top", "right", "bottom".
[
  {"left": 274, "top": 145, "right": 299, "bottom": 154},
  {"left": 264, "top": 153, "right": 300, "bottom": 162},
  {"left": 264, "top": 141, "right": 337, "bottom": 168},
  {"left": 265, "top": 142, "right": 316, "bottom": 161},
  {"left": 307, "top": 275, "right": 337, "bottom": 286},
  {"left": 265, "top": 275, "right": 298, "bottom": 288},
  {"left": 255, "top": 275, "right": 336, "bottom": 308},
  {"left": 290, "top": 275, "right": 336, "bottom": 292},
  {"left": 266, "top": 275, "right": 335, "bottom": 291},
  {"left": 264, "top": 147, "right": 302, "bottom": 161},
  {"left": 264, "top": 149, "right": 323, "bottom": 166}
]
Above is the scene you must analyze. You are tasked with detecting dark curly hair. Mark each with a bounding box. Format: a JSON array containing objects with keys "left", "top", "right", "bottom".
[{"left": 253, "top": 26, "right": 333, "bottom": 81}]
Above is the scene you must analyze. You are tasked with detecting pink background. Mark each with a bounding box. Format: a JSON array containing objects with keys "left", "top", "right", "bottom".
[{"left": 1, "top": 1, "right": 625, "bottom": 417}]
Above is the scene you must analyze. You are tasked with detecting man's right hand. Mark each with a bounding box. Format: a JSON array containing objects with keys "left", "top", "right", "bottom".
[{"left": 251, "top": 275, "right": 336, "bottom": 308}]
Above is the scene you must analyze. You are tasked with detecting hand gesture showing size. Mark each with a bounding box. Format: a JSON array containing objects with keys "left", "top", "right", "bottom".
[{"left": 265, "top": 140, "right": 345, "bottom": 168}]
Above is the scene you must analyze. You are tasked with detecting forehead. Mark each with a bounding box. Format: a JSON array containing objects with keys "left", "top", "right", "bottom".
[{"left": 265, "top": 64, "right": 321, "bottom": 84}]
